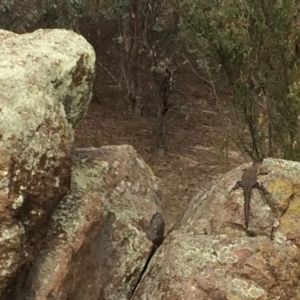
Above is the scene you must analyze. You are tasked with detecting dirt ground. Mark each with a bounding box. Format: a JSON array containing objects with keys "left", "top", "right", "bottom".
[{"left": 74, "top": 21, "right": 245, "bottom": 230}]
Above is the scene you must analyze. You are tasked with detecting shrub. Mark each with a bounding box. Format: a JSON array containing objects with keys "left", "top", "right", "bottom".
[{"left": 176, "top": 0, "right": 300, "bottom": 159}]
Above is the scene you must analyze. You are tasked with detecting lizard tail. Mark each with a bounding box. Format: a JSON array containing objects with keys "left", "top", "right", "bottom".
[{"left": 244, "top": 188, "right": 252, "bottom": 229}]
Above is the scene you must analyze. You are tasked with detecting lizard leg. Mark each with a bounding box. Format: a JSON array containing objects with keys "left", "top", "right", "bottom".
[
  {"left": 253, "top": 181, "right": 274, "bottom": 210},
  {"left": 230, "top": 180, "right": 244, "bottom": 193},
  {"left": 253, "top": 181, "right": 269, "bottom": 196}
]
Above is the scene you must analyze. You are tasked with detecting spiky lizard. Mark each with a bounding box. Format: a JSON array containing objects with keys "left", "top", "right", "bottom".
[{"left": 230, "top": 158, "right": 269, "bottom": 229}]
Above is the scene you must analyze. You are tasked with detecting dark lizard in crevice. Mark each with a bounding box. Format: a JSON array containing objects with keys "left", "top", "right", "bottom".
[{"left": 230, "top": 158, "right": 270, "bottom": 231}]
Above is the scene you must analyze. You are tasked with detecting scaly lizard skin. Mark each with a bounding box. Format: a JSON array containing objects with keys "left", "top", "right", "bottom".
[{"left": 230, "top": 158, "right": 269, "bottom": 229}]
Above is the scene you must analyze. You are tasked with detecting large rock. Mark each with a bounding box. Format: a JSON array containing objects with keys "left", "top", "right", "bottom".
[
  {"left": 0, "top": 29, "right": 95, "bottom": 295},
  {"left": 0, "top": 28, "right": 164, "bottom": 300},
  {"left": 132, "top": 159, "right": 300, "bottom": 299},
  {"left": 7, "top": 146, "right": 164, "bottom": 300}
]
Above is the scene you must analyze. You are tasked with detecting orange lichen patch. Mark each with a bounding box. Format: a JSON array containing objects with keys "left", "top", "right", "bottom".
[
  {"left": 267, "top": 177, "right": 294, "bottom": 211},
  {"left": 279, "top": 192, "right": 300, "bottom": 246}
]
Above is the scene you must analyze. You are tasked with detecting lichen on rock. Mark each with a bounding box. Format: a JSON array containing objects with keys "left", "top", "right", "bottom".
[
  {"left": 16, "top": 146, "right": 164, "bottom": 300},
  {"left": 0, "top": 28, "right": 95, "bottom": 297},
  {"left": 131, "top": 158, "right": 300, "bottom": 300}
]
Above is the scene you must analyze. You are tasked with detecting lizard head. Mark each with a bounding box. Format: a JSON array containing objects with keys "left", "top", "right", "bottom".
[{"left": 252, "top": 157, "right": 264, "bottom": 167}]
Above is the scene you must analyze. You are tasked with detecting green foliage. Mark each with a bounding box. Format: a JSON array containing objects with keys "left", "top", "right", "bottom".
[
  {"left": 0, "top": 0, "right": 87, "bottom": 32},
  {"left": 176, "top": 0, "right": 300, "bottom": 159}
]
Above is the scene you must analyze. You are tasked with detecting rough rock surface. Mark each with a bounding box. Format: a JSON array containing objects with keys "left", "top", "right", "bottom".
[
  {"left": 8, "top": 146, "right": 164, "bottom": 300},
  {"left": 0, "top": 29, "right": 95, "bottom": 295},
  {"left": 132, "top": 159, "right": 300, "bottom": 299},
  {"left": 4, "top": 27, "right": 300, "bottom": 300}
]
